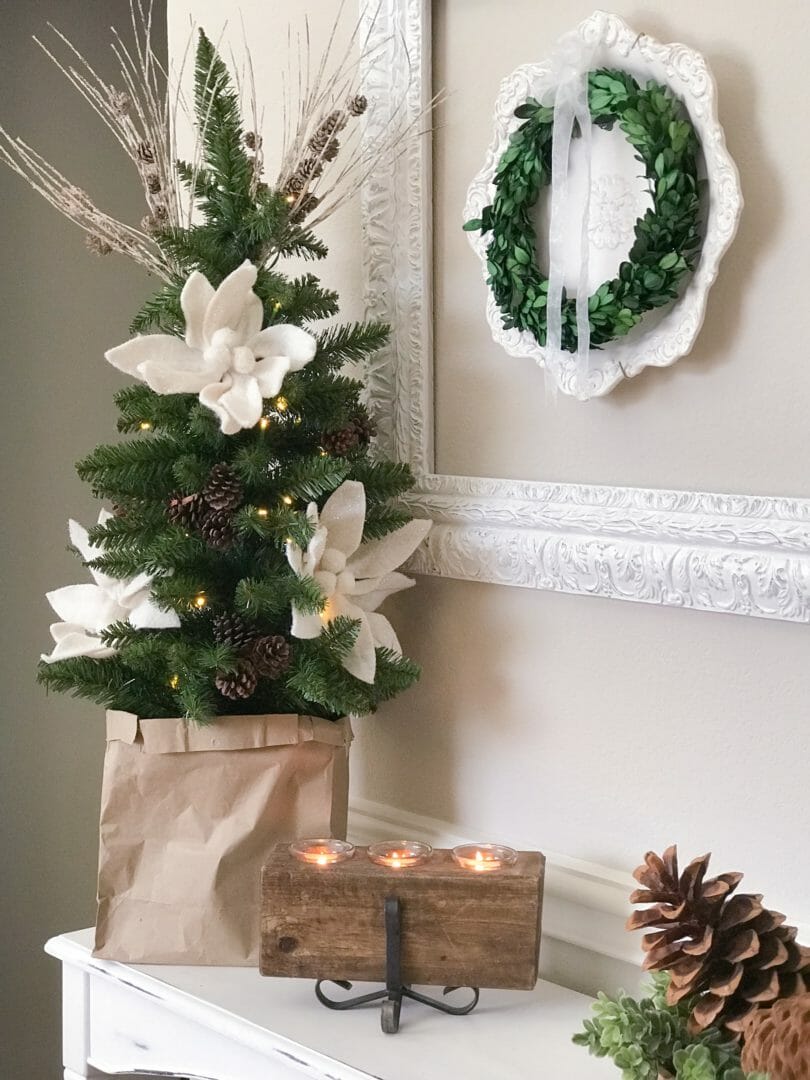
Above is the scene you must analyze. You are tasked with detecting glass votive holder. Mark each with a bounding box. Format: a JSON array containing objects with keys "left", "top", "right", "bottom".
[
  {"left": 451, "top": 843, "right": 518, "bottom": 872},
  {"left": 289, "top": 838, "right": 355, "bottom": 866},
  {"left": 367, "top": 840, "right": 433, "bottom": 869}
]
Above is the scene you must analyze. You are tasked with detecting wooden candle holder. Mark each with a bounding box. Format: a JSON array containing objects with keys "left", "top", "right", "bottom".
[{"left": 260, "top": 844, "right": 545, "bottom": 992}]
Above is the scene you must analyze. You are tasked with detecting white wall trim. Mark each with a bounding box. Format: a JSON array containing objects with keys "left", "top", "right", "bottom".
[
  {"left": 349, "top": 797, "right": 810, "bottom": 972},
  {"left": 358, "top": 0, "right": 810, "bottom": 622},
  {"left": 348, "top": 796, "right": 641, "bottom": 967}
]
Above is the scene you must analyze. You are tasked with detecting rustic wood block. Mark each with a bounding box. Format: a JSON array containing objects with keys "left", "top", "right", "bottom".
[{"left": 261, "top": 845, "right": 545, "bottom": 990}]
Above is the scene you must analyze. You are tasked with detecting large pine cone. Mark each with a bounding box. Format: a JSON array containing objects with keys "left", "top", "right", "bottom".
[
  {"left": 214, "top": 660, "right": 257, "bottom": 701},
  {"left": 250, "top": 635, "right": 291, "bottom": 678},
  {"left": 202, "top": 464, "right": 244, "bottom": 512},
  {"left": 627, "top": 847, "right": 810, "bottom": 1036},
  {"left": 167, "top": 491, "right": 203, "bottom": 530},
  {"left": 212, "top": 613, "right": 256, "bottom": 651},
  {"left": 199, "top": 509, "right": 236, "bottom": 550},
  {"left": 741, "top": 993, "right": 810, "bottom": 1079}
]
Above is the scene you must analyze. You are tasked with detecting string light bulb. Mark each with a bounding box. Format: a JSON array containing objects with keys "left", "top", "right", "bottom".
[
  {"left": 257, "top": 507, "right": 268, "bottom": 518},
  {"left": 273, "top": 300, "right": 283, "bottom": 314},
  {"left": 284, "top": 194, "right": 296, "bottom": 205},
  {"left": 259, "top": 416, "right": 270, "bottom": 431},
  {"left": 139, "top": 421, "right": 152, "bottom": 431},
  {"left": 169, "top": 674, "right": 180, "bottom": 689},
  {"left": 281, "top": 494, "right": 293, "bottom": 506},
  {"left": 193, "top": 593, "right": 207, "bottom": 609},
  {"left": 275, "top": 396, "right": 289, "bottom": 412}
]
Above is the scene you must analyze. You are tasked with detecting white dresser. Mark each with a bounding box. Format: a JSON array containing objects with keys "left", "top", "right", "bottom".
[{"left": 47, "top": 928, "right": 615, "bottom": 1079}]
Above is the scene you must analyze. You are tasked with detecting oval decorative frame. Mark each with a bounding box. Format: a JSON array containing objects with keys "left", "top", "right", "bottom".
[{"left": 464, "top": 10, "right": 743, "bottom": 399}]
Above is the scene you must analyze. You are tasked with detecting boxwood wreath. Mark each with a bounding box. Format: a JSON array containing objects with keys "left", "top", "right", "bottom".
[{"left": 464, "top": 69, "right": 703, "bottom": 352}]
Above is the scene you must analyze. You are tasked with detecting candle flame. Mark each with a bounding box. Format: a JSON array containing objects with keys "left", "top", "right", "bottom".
[{"left": 317, "top": 853, "right": 328, "bottom": 866}]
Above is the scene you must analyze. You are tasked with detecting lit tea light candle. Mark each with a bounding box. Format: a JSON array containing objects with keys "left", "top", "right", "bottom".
[
  {"left": 289, "top": 839, "right": 355, "bottom": 867},
  {"left": 452, "top": 843, "right": 518, "bottom": 872},
  {"left": 367, "top": 840, "right": 433, "bottom": 869}
]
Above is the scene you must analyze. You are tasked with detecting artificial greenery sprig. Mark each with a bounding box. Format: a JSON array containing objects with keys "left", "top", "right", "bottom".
[
  {"left": 573, "top": 973, "right": 768, "bottom": 1080},
  {"left": 464, "top": 69, "right": 702, "bottom": 352},
  {"left": 31, "top": 27, "right": 428, "bottom": 724}
]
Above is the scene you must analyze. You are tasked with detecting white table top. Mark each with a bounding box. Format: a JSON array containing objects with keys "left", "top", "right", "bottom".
[{"left": 47, "top": 929, "right": 614, "bottom": 1079}]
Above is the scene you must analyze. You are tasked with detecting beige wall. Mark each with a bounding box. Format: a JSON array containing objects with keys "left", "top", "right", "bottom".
[
  {"left": 0, "top": 2, "right": 167, "bottom": 1074},
  {"left": 169, "top": 0, "right": 810, "bottom": 997}
]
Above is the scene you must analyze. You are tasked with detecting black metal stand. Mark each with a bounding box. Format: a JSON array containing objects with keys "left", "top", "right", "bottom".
[{"left": 314, "top": 896, "right": 480, "bottom": 1033}]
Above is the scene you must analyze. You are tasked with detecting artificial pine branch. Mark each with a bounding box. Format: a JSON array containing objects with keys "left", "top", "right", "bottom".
[{"left": 33, "top": 28, "right": 428, "bottom": 723}]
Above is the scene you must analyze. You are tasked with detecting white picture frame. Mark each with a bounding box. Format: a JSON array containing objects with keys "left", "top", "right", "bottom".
[
  {"left": 358, "top": 1, "right": 810, "bottom": 622},
  {"left": 464, "top": 11, "right": 743, "bottom": 399}
]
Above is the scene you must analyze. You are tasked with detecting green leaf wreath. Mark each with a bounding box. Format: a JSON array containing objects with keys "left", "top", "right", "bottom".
[{"left": 464, "top": 69, "right": 703, "bottom": 351}]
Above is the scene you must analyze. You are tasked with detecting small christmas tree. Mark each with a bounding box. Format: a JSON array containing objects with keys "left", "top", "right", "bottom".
[{"left": 2, "top": 17, "right": 430, "bottom": 722}]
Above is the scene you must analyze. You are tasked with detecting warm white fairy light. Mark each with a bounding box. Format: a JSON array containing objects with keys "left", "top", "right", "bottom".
[{"left": 259, "top": 416, "right": 270, "bottom": 430}]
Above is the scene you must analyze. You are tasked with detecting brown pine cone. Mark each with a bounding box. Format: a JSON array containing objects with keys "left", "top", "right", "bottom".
[
  {"left": 167, "top": 491, "right": 203, "bottom": 530},
  {"left": 347, "top": 94, "right": 368, "bottom": 116},
  {"left": 741, "top": 993, "right": 810, "bottom": 1079},
  {"left": 199, "top": 509, "right": 236, "bottom": 550},
  {"left": 283, "top": 174, "right": 307, "bottom": 196},
  {"left": 203, "top": 463, "right": 244, "bottom": 512},
  {"left": 290, "top": 194, "right": 320, "bottom": 222},
  {"left": 322, "top": 425, "right": 360, "bottom": 456},
  {"left": 214, "top": 660, "right": 257, "bottom": 701},
  {"left": 319, "top": 109, "right": 347, "bottom": 136},
  {"left": 627, "top": 846, "right": 810, "bottom": 1036},
  {"left": 352, "top": 413, "right": 377, "bottom": 445},
  {"left": 250, "top": 635, "right": 291, "bottom": 678},
  {"left": 212, "top": 613, "right": 257, "bottom": 651},
  {"left": 309, "top": 130, "right": 340, "bottom": 161},
  {"left": 296, "top": 156, "right": 324, "bottom": 181}
]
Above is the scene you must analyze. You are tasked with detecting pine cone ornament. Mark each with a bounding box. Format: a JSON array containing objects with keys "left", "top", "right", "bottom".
[
  {"left": 319, "top": 109, "right": 347, "bottom": 136},
  {"left": 212, "top": 612, "right": 256, "bottom": 651},
  {"left": 199, "top": 509, "right": 236, "bottom": 550},
  {"left": 250, "top": 635, "right": 291, "bottom": 678},
  {"left": 214, "top": 660, "right": 258, "bottom": 701},
  {"left": 627, "top": 846, "right": 810, "bottom": 1036},
  {"left": 203, "top": 463, "right": 244, "bottom": 512},
  {"left": 741, "top": 993, "right": 810, "bottom": 1079},
  {"left": 167, "top": 491, "right": 203, "bottom": 530},
  {"left": 352, "top": 413, "right": 377, "bottom": 445},
  {"left": 347, "top": 93, "right": 368, "bottom": 116},
  {"left": 322, "top": 425, "right": 360, "bottom": 455},
  {"left": 309, "top": 129, "right": 340, "bottom": 160}
]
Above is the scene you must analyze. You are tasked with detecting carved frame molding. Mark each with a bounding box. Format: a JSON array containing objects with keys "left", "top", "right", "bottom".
[{"left": 358, "top": 1, "right": 810, "bottom": 622}]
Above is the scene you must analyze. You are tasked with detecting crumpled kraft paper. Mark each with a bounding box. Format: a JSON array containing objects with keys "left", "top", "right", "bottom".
[{"left": 93, "top": 710, "right": 352, "bottom": 965}]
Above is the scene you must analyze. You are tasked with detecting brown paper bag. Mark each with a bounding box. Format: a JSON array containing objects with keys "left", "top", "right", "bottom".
[{"left": 93, "top": 710, "right": 351, "bottom": 965}]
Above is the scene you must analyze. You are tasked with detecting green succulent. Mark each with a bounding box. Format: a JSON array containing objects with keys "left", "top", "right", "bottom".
[{"left": 573, "top": 973, "right": 768, "bottom": 1080}]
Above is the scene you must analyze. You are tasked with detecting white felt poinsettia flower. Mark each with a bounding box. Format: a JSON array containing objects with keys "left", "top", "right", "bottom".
[
  {"left": 105, "top": 260, "right": 317, "bottom": 435},
  {"left": 41, "top": 510, "right": 180, "bottom": 664},
  {"left": 286, "top": 480, "right": 431, "bottom": 684}
]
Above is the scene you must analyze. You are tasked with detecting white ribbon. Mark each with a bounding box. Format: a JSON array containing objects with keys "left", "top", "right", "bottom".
[{"left": 541, "top": 33, "right": 598, "bottom": 398}]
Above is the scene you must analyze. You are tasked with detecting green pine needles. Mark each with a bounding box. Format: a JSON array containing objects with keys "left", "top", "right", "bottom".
[
  {"left": 573, "top": 973, "right": 768, "bottom": 1080},
  {"left": 36, "top": 31, "right": 424, "bottom": 724}
]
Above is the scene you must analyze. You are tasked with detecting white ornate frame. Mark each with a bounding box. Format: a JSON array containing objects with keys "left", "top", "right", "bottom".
[
  {"left": 358, "top": 1, "right": 810, "bottom": 622},
  {"left": 464, "top": 12, "right": 743, "bottom": 399}
]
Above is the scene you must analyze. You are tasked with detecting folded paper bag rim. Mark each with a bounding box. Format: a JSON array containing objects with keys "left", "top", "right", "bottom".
[{"left": 105, "top": 708, "right": 353, "bottom": 754}]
